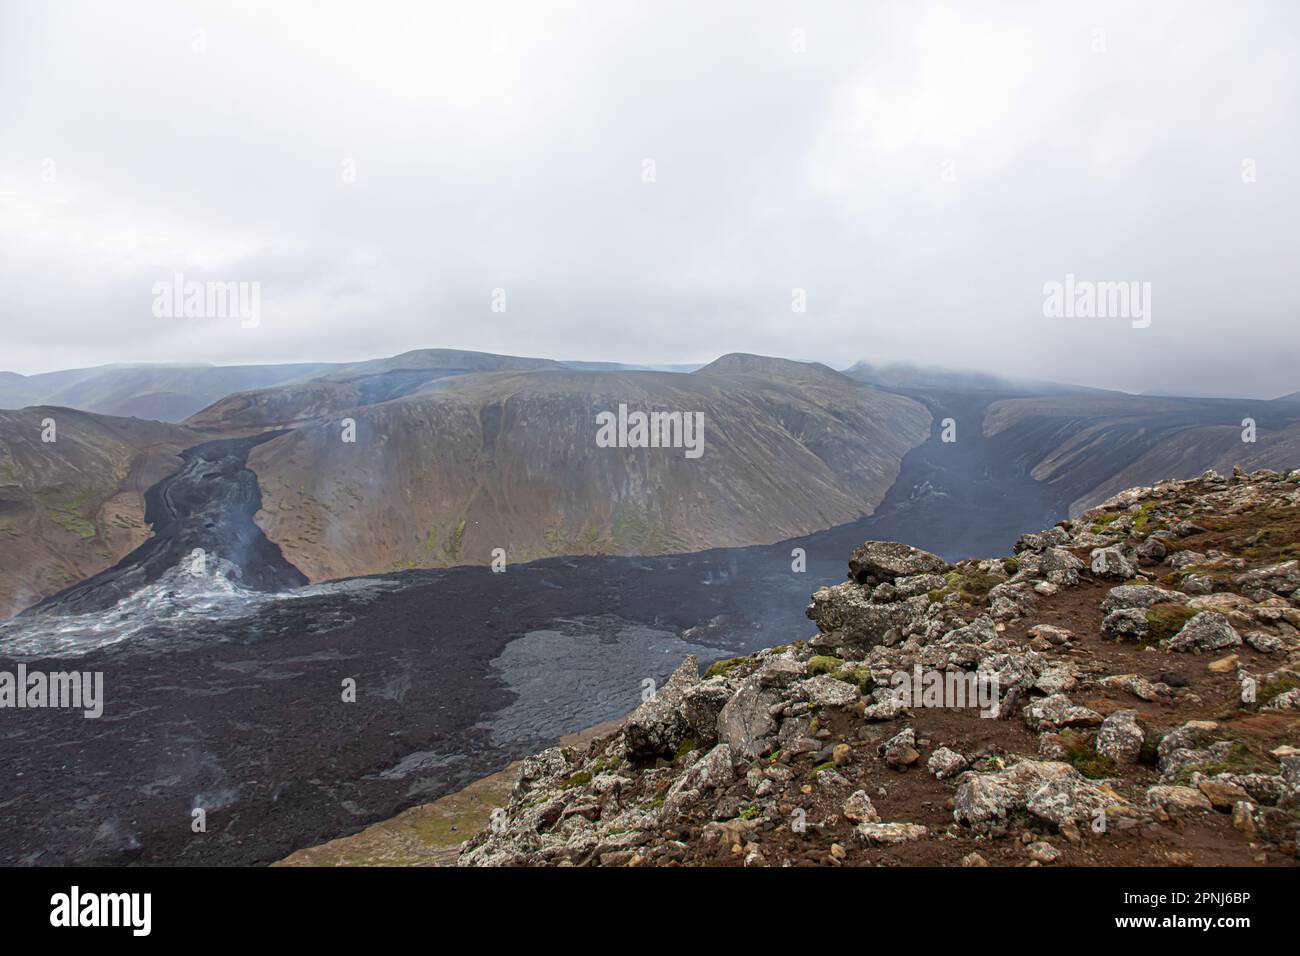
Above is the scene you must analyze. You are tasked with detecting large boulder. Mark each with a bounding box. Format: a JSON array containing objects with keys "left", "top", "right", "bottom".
[
  {"left": 806, "top": 584, "right": 927, "bottom": 647},
  {"left": 1168, "top": 611, "right": 1242, "bottom": 652},
  {"left": 1023, "top": 693, "right": 1103, "bottom": 731},
  {"left": 1091, "top": 545, "right": 1137, "bottom": 579},
  {"left": 1235, "top": 561, "right": 1300, "bottom": 597},
  {"left": 1103, "top": 608, "right": 1149, "bottom": 640},
  {"left": 847, "top": 541, "right": 948, "bottom": 586},
  {"left": 1040, "top": 548, "right": 1085, "bottom": 585},
  {"left": 716, "top": 658, "right": 800, "bottom": 759},
  {"left": 1015, "top": 527, "right": 1071, "bottom": 552},
  {"left": 622, "top": 656, "right": 698, "bottom": 761},
  {"left": 954, "top": 760, "right": 1125, "bottom": 829},
  {"left": 662, "top": 743, "right": 735, "bottom": 817},
  {"left": 1100, "top": 584, "right": 1186, "bottom": 615},
  {"left": 1096, "top": 710, "right": 1145, "bottom": 764},
  {"left": 681, "top": 678, "right": 734, "bottom": 746}
]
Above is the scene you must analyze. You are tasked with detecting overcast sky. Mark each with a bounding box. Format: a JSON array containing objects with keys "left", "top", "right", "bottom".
[{"left": 1, "top": 0, "right": 1297, "bottom": 396}]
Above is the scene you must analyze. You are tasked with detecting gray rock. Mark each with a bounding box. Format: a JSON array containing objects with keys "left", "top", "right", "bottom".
[
  {"left": 1168, "top": 611, "right": 1242, "bottom": 652},
  {"left": 717, "top": 674, "right": 781, "bottom": 759},
  {"left": 1136, "top": 537, "right": 1168, "bottom": 563},
  {"left": 1102, "top": 608, "right": 1149, "bottom": 640},
  {"left": 1100, "top": 584, "right": 1186, "bottom": 614},
  {"left": 1041, "top": 548, "right": 1085, "bottom": 586},
  {"left": 795, "top": 674, "right": 861, "bottom": 708},
  {"left": 1146, "top": 785, "right": 1213, "bottom": 812},
  {"left": 1263, "top": 688, "right": 1300, "bottom": 712},
  {"left": 893, "top": 573, "right": 948, "bottom": 598},
  {"left": 806, "top": 584, "right": 928, "bottom": 648},
  {"left": 842, "top": 789, "right": 880, "bottom": 823},
  {"left": 662, "top": 743, "right": 736, "bottom": 817},
  {"left": 1096, "top": 709, "right": 1145, "bottom": 764},
  {"left": 1091, "top": 545, "right": 1137, "bottom": 579},
  {"left": 1015, "top": 527, "right": 1071, "bottom": 552},
  {"left": 681, "top": 678, "right": 734, "bottom": 746},
  {"left": 1023, "top": 693, "right": 1103, "bottom": 731},
  {"left": 854, "top": 822, "right": 928, "bottom": 845},
  {"left": 1235, "top": 560, "right": 1300, "bottom": 596},
  {"left": 847, "top": 540, "right": 948, "bottom": 585},
  {"left": 1169, "top": 551, "right": 1206, "bottom": 571},
  {"left": 622, "top": 656, "right": 699, "bottom": 761},
  {"left": 954, "top": 759, "right": 1122, "bottom": 828},
  {"left": 927, "top": 747, "right": 969, "bottom": 780},
  {"left": 1027, "top": 841, "right": 1060, "bottom": 863}
]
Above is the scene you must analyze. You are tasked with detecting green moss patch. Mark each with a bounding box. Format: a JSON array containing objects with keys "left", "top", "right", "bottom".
[
  {"left": 704, "top": 656, "right": 747, "bottom": 679},
  {"left": 806, "top": 655, "right": 843, "bottom": 676},
  {"left": 1062, "top": 732, "right": 1117, "bottom": 779},
  {"left": 1146, "top": 603, "right": 1198, "bottom": 642}
]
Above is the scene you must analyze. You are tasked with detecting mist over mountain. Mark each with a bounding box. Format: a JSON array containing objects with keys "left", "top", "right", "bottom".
[{"left": 0, "top": 362, "right": 337, "bottom": 422}]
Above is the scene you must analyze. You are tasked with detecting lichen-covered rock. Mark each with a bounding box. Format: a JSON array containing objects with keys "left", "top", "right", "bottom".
[
  {"left": 1146, "top": 785, "right": 1212, "bottom": 812},
  {"left": 681, "top": 678, "right": 733, "bottom": 746},
  {"left": 1235, "top": 560, "right": 1300, "bottom": 596},
  {"left": 1023, "top": 693, "right": 1103, "bottom": 731},
  {"left": 1096, "top": 709, "right": 1144, "bottom": 764},
  {"left": 622, "top": 656, "right": 699, "bottom": 761},
  {"left": 1091, "top": 545, "right": 1137, "bottom": 579},
  {"left": 1101, "top": 584, "right": 1185, "bottom": 614},
  {"left": 1016, "top": 527, "right": 1071, "bottom": 552},
  {"left": 1040, "top": 548, "right": 1085, "bottom": 586},
  {"left": 854, "top": 822, "right": 928, "bottom": 845},
  {"left": 1103, "top": 608, "right": 1149, "bottom": 640},
  {"left": 662, "top": 743, "right": 735, "bottom": 817},
  {"left": 1136, "top": 537, "right": 1168, "bottom": 563},
  {"left": 1097, "top": 673, "right": 1170, "bottom": 702},
  {"left": 1245, "top": 630, "right": 1285, "bottom": 653},
  {"left": 1263, "top": 688, "right": 1300, "bottom": 712},
  {"left": 716, "top": 660, "right": 802, "bottom": 759},
  {"left": 953, "top": 760, "right": 1123, "bottom": 828},
  {"left": 927, "top": 747, "right": 968, "bottom": 780},
  {"left": 795, "top": 674, "right": 861, "bottom": 708},
  {"left": 847, "top": 541, "right": 948, "bottom": 585},
  {"left": 842, "top": 789, "right": 879, "bottom": 823},
  {"left": 806, "top": 583, "right": 928, "bottom": 647},
  {"left": 1167, "top": 611, "right": 1241, "bottom": 652}
]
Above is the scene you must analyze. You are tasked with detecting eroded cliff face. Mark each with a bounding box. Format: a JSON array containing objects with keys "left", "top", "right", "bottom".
[
  {"left": 0, "top": 408, "right": 198, "bottom": 618},
  {"left": 238, "top": 360, "right": 931, "bottom": 582},
  {"left": 457, "top": 467, "right": 1300, "bottom": 868}
]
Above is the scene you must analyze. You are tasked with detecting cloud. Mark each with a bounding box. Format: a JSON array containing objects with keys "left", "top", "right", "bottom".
[{"left": 0, "top": 0, "right": 1297, "bottom": 397}]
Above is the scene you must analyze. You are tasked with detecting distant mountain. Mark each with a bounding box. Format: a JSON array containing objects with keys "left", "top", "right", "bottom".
[
  {"left": 231, "top": 353, "right": 930, "bottom": 582},
  {"left": 561, "top": 361, "right": 703, "bottom": 373},
  {"left": 0, "top": 407, "right": 199, "bottom": 617},
  {"left": 982, "top": 393, "right": 1300, "bottom": 514},
  {"left": 0, "top": 363, "right": 336, "bottom": 422},
  {"left": 186, "top": 349, "right": 569, "bottom": 431}
]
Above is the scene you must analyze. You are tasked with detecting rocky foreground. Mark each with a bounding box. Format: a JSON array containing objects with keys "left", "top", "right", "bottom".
[{"left": 458, "top": 468, "right": 1300, "bottom": 867}]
